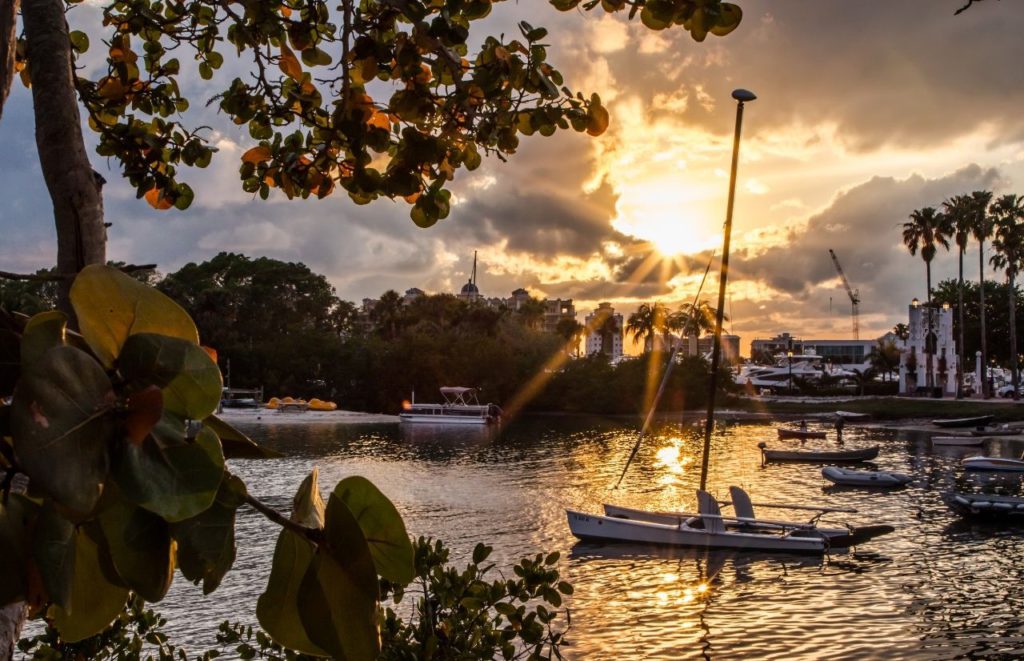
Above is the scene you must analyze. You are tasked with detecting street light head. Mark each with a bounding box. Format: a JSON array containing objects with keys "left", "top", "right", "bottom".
[
  {"left": 732, "top": 88, "right": 757, "bottom": 103},
  {"left": 911, "top": 298, "right": 920, "bottom": 308}
]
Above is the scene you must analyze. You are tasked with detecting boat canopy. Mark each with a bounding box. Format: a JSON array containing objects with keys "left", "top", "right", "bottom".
[{"left": 439, "top": 387, "right": 481, "bottom": 405}]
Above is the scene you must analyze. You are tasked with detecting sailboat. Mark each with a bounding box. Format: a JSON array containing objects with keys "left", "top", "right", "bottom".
[{"left": 566, "top": 89, "right": 893, "bottom": 554}]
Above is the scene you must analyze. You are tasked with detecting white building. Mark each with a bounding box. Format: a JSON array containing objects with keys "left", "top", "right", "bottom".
[
  {"left": 899, "top": 300, "right": 958, "bottom": 396},
  {"left": 584, "top": 302, "right": 623, "bottom": 361}
]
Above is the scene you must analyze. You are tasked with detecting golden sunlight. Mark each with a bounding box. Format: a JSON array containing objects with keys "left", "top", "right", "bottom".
[
  {"left": 611, "top": 183, "right": 722, "bottom": 257},
  {"left": 654, "top": 439, "right": 692, "bottom": 485}
]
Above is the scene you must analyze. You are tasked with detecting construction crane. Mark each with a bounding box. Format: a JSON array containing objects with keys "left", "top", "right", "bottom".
[{"left": 828, "top": 249, "right": 860, "bottom": 340}]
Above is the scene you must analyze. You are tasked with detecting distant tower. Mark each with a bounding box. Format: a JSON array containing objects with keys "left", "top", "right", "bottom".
[{"left": 458, "top": 250, "right": 481, "bottom": 303}]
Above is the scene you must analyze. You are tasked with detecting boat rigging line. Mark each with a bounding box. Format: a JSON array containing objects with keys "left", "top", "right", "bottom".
[{"left": 613, "top": 250, "right": 716, "bottom": 489}]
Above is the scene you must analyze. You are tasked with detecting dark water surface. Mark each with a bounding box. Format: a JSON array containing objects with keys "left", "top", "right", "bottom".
[{"left": 156, "top": 415, "right": 1024, "bottom": 658}]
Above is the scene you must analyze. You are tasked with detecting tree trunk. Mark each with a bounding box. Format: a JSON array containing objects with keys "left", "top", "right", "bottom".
[
  {"left": 0, "top": 602, "right": 26, "bottom": 660},
  {"left": 979, "top": 241, "right": 989, "bottom": 397},
  {"left": 926, "top": 261, "right": 934, "bottom": 390},
  {"left": 1011, "top": 271, "right": 1019, "bottom": 400},
  {"left": 22, "top": 0, "right": 106, "bottom": 314},
  {"left": 957, "top": 249, "right": 965, "bottom": 398},
  {"left": 0, "top": 0, "right": 18, "bottom": 121}
]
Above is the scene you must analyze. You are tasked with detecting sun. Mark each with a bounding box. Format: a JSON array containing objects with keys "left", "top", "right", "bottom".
[{"left": 610, "top": 179, "right": 722, "bottom": 257}]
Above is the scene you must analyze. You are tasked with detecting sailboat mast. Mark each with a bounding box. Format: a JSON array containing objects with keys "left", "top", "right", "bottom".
[
  {"left": 699, "top": 91, "right": 754, "bottom": 492},
  {"left": 471, "top": 250, "right": 477, "bottom": 287}
]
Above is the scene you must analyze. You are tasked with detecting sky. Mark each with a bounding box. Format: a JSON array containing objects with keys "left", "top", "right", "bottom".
[{"left": 2, "top": 1, "right": 1024, "bottom": 354}]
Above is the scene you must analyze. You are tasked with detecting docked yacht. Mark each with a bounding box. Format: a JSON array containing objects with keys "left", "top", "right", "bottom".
[
  {"left": 737, "top": 353, "right": 858, "bottom": 392},
  {"left": 399, "top": 387, "right": 502, "bottom": 425}
]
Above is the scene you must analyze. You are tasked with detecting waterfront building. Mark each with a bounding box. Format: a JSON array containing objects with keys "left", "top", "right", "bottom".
[
  {"left": 750, "top": 333, "right": 874, "bottom": 371},
  {"left": 584, "top": 302, "right": 624, "bottom": 361},
  {"left": 898, "top": 300, "right": 957, "bottom": 396}
]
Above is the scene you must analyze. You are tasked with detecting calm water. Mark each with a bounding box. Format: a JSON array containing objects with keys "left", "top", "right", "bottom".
[{"left": 153, "top": 415, "right": 1024, "bottom": 658}]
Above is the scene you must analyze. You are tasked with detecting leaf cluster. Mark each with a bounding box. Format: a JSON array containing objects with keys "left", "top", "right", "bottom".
[{"left": 1, "top": 265, "right": 416, "bottom": 657}]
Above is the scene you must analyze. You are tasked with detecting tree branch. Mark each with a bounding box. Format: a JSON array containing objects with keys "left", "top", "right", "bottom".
[
  {"left": 0, "top": 0, "right": 18, "bottom": 123},
  {"left": 0, "top": 263, "right": 156, "bottom": 281},
  {"left": 242, "top": 491, "right": 325, "bottom": 544}
]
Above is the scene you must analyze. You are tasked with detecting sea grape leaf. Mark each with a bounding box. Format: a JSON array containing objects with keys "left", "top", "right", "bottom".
[
  {"left": 11, "top": 345, "right": 114, "bottom": 514},
  {"left": 297, "top": 492, "right": 380, "bottom": 660},
  {"left": 123, "top": 386, "right": 163, "bottom": 446},
  {"left": 0, "top": 496, "right": 35, "bottom": 606},
  {"left": 173, "top": 473, "right": 247, "bottom": 595},
  {"left": 204, "top": 414, "right": 283, "bottom": 459},
  {"left": 119, "top": 333, "right": 222, "bottom": 419},
  {"left": 98, "top": 496, "right": 175, "bottom": 602},
  {"left": 70, "top": 264, "right": 199, "bottom": 369},
  {"left": 292, "top": 468, "right": 325, "bottom": 529},
  {"left": 0, "top": 328, "right": 20, "bottom": 398},
  {"left": 332, "top": 477, "right": 414, "bottom": 585},
  {"left": 20, "top": 311, "right": 67, "bottom": 365},
  {"left": 50, "top": 528, "right": 130, "bottom": 643},
  {"left": 31, "top": 500, "right": 76, "bottom": 610},
  {"left": 112, "top": 426, "right": 224, "bottom": 522},
  {"left": 257, "top": 529, "right": 327, "bottom": 656}
]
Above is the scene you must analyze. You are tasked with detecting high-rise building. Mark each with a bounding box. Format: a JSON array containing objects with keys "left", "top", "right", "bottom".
[{"left": 584, "top": 302, "right": 623, "bottom": 361}]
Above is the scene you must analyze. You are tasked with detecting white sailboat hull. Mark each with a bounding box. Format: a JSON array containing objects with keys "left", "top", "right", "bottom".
[
  {"left": 931, "top": 436, "right": 985, "bottom": 446},
  {"left": 398, "top": 413, "right": 494, "bottom": 425},
  {"left": 566, "top": 510, "right": 827, "bottom": 553}
]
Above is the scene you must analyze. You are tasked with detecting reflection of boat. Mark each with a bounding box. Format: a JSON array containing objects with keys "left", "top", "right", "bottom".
[
  {"left": 399, "top": 387, "right": 501, "bottom": 425},
  {"left": 758, "top": 442, "right": 879, "bottom": 463},
  {"left": 567, "top": 487, "right": 891, "bottom": 553},
  {"left": 962, "top": 455, "right": 1024, "bottom": 472},
  {"left": 821, "top": 466, "right": 911, "bottom": 488},
  {"left": 947, "top": 492, "right": 1024, "bottom": 520},
  {"left": 778, "top": 428, "right": 827, "bottom": 440},
  {"left": 399, "top": 422, "right": 499, "bottom": 444},
  {"left": 932, "top": 415, "right": 995, "bottom": 428},
  {"left": 931, "top": 436, "right": 984, "bottom": 447}
]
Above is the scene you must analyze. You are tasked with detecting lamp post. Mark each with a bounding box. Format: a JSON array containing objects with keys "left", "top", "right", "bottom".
[
  {"left": 699, "top": 88, "right": 756, "bottom": 493},
  {"left": 787, "top": 350, "right": 794, "bottom": 393}
]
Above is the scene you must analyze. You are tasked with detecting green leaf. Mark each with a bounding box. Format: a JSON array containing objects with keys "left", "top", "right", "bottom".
[
  {"left": 11, "top": 345, "right": 114, "bottom": 514},
  {"left": 21, "top": 311, "right": 67, "bottom": 365},
  {"left": 69, "top": 30, "right": 90, "bottom": 53},
  {"left": 203, "top": 414, "right": 282, "bottom": 459},
  {"left": 298, "top": 493, "right": 380, "bottom": 660},
  {"left": 31, "top": 500, "right": 76, "bottom": 610},
  {"left": 291, "top": 468, "right": 325, "bottom": 529},
  {"left": 113, "top": 426, "right": 225, "bottom": 522},
  {"left": 50, "top": 528, "right": 130, "bottom": 643},
  {"left": 256, "top": 530, "right": 327, "bottom": 656},
  {"left": 119, "top": 333, "right": 222, "bottom": 419},
  {"left": 70, "top": 264, "right": 199, "bottom": 369},
  {"left": 98, "top": 496, "right": 175, "bottom": 602},
  {"left": 0, "top": 495, "right": 35, "bottom": 606},
  {"left": 172, "top": 473, "right": 246, "bottom": 595},
  {"left": 331, "top": 477, "right": 414, "bottom": 585}
]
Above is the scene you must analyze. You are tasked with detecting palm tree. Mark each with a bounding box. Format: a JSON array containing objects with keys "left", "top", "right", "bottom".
[
  {"left": 892, "top": 323, "right": 910, "bottom": 342},
  {"left": 943, "top": 194, "right": 973, "bottom": 398},
  {"left": 990, "top": 194, "right": 1024, "bottom": 401},
  {"left": 625, "top": 302, "right": 670, "bottom": 352},
  {"left": 370, "top": 289, "right": 405, "bottom": 340},
  {"left": 869, "top": 338, "right": 901, "bottom": 382},
  {"left": 555, "top": 317, "right": 585, "bottom": 357},
  {"left": 970, "top": 190, "right": 995, "bottom": 397},
  {"left": 515, "top": 297, "right": 547, "bottom": 331},
  {"left": 597, "top": 312, "right": 622, "bottom": 358},
  {"left": 902, "top": 206, "right": 951, "bottom": 390},
  {"left": 672, "top": 301, "right": 723, "bottom": 356}
]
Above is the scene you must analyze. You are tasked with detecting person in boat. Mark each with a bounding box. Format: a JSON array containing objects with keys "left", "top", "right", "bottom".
[
  {"left": 834, "top": 415, "right": 845, "bottom": 443},
  {"left": 799, "top": 419, "right": 807, "bottom": 430}
]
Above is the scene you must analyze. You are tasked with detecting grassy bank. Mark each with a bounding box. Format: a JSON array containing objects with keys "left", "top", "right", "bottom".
[{"left": 720, "top": 396, "right": 1024, "bottom": 421}]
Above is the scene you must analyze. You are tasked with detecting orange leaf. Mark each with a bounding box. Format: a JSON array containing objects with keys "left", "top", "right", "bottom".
[
  {"left": 280, "top": 5, "right": 292, "bottom": 16},
  {"left": 144, "top": 187, "right": 174, "bottom": 210},
  {"left": 241, "top": 145, "right": 272, "bottom": 163},
  {"left": 202, "top": 346, "right": 218, "bottom": 364},
  {"left": 368, "top": 111, "right": 391, "bottom": 130},
  {"left": 125, "top": 386, "right": 163, "bottom": 446},
  {"left": 279, "top": 43, "right": 302, "bottom": 81}
]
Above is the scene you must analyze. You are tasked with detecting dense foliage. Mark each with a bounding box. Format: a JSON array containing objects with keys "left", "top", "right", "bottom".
[{"left": 932, "top": 278, "right": 1024, "bottom": 368}]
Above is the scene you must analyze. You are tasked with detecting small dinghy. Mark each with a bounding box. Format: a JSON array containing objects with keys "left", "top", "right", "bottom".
[
  {"left": 834, "top": 410, "right": 870, "bottom": 420},
  {"left": 962, "top": 455, "right": 1024, "bottom": 472},
  {"left": 778, "top": 427, "right": 828, "bottom": 440},
  {"left": 931, "top": 436, "right": 985, "bottom": 447},
  {"left": 969, "top": 426, "right": 1021, "bottom": 437},
  {"left": 821, "top": 466, "right": 912, "bottom": 488},
  {"left": 758, "top": 442, "right": 879, "bottom": 463},
  {"left": 932, "top": 415, "right": 995, "bottom": 429},
  {"left": 947, "top": 492, "right": 1024, "bottom": 521}
]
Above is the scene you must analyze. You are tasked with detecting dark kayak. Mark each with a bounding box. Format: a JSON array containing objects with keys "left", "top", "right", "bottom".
[{"left": 932, "top": 415, "right": 994, "bottom": 429}]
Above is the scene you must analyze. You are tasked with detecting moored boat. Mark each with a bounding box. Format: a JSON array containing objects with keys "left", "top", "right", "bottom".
[
  {"left": 399, "top": 387, "right": 501, "bottom": 425},
  {"left": 821, "top": 466, "right": 912, "bottom": 488},
  {"left": 568, "top": 487, "right": 891, "bottom": 553},
  {"left": 969, "top": 426, "right": 1021, "bottom": 437},
  {"left": 947, "top": 492, "right": 1024, "bottom": 520},
  {"left": 758, "top": 442, "right": 879, "bottom": 463},
  {"left": 834, "top": 410, "right": 870, "bottom": 420},
  {"left": 778, "top": 428, "right": 828, "bottom": 440},
  {"left": 932, "top": 415, "right": 995, "bottom": 429},
  {"left": 931, "top": 436, "right": 985, "bottom": 447},
  {"left": 962, "top": 455, "right": 1024, "bottom": 472}
]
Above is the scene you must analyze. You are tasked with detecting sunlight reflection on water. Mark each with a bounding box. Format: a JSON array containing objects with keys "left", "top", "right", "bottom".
[{"left": 144, "top": 415, "right": 1024, "bottom": 659}]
